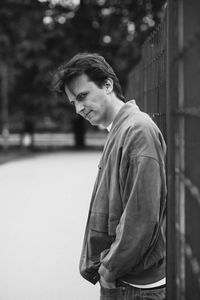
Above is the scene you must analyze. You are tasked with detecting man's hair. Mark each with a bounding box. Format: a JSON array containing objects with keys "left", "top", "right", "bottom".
[{"left": 52, "top": 52, "right": 125, "bottom": 102}]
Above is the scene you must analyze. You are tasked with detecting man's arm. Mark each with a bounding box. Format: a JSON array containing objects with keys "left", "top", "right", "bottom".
[{"left": 98, "top": 155, "right": 163, "bottom": 282}]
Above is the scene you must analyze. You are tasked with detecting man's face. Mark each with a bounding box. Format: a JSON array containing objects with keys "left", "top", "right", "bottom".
[{"left": 64, "top": 73, "right": 113, "bottom": 127}]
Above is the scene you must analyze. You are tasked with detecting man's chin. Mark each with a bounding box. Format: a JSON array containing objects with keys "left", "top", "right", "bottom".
[
  {"left": 89, "top": 119, "right": 98, "bottom": 126},
  {"left": 85, "top": 114, "right": 101, "bottom": 126}
]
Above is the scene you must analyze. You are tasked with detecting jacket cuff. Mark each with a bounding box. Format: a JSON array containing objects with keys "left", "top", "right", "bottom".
[{"left": 81, "top": 270, "right": 100, "bottom": 285}]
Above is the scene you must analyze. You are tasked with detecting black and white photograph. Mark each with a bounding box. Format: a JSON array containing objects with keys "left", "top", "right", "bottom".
[{"left": 0, "top": 0, "right": 200, "bottom": 299}]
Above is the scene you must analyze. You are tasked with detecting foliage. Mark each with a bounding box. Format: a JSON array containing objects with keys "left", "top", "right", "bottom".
[{"left": 0, "top": 0, "right": 166, "bottom": 132}]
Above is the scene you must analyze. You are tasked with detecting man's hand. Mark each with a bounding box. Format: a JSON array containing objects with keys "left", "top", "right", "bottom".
[{"left": 99, "top": 276, "right": 116, "bottom": 289}]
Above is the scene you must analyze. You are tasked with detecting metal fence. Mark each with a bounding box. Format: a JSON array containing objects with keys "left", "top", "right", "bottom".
[
  {"left": 167, "top": 0, "right": 200, "bottom": 299},
  {"left": 125, "top": 0, "right": 200, "bottom": 299},
  {"left": 125, "top": 11, "right": 167, "bottom": 139}
]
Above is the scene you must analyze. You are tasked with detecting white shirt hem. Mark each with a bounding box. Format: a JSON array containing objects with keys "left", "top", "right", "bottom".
[{"left": 122, "top": 277, "right": 166, "bottom": 289}]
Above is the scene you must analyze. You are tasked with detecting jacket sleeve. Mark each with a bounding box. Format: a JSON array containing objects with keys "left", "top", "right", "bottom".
[{"left": 98, "top": 155, "right": 162, "bottom": 282}]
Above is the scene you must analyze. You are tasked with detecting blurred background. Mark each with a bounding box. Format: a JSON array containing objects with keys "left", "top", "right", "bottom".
[{"left": 0, "top": 0, "right": 165, "bottom": 152}]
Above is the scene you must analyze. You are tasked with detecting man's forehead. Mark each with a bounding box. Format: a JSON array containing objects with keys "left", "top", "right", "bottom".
[{"left": 64, "top": 74, "right": 91, "bottom": 98}]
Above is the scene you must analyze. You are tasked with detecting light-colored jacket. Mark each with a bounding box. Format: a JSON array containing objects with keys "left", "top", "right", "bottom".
[{"left": 79, "top": 100, "right": 167, "bottom": 285}]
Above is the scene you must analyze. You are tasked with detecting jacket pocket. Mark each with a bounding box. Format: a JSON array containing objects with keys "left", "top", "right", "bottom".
[{"left": 90, "top": 212, "right": 108, "bottom": 232}]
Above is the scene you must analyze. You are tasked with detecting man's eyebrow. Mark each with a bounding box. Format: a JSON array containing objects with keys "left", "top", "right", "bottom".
[{"left": 68, "top": 87, "right": 76, "bottom": 97}]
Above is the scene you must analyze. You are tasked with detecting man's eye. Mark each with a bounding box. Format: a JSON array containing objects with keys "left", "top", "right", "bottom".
[{"left": 78, "top": 93, "right": 87, "bottom": 101}]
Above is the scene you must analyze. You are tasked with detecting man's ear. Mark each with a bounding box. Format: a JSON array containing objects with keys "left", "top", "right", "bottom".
[{"left": 104, "top": 78, "right": 113, "bottom": 94}]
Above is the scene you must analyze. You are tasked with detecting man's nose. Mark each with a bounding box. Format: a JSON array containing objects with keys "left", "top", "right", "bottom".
[{"left": 75, "top": 101, "right": 84, "bottom": 114}]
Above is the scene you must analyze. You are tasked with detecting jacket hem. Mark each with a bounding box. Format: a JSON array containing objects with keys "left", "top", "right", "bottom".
[{"left": 120, "top": 263, "right": 166, "bottom": 286}]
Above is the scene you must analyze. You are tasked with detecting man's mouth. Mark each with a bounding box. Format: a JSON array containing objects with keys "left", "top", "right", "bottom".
[{"left": 85, "top": 111, "right": 92, "bottom": 118}]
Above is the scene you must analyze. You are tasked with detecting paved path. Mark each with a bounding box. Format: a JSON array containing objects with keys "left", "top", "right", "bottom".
[{"left": 0, "top": 151, "right": 102, "bottom": 300}]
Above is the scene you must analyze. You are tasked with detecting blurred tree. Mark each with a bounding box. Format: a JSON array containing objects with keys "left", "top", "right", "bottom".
[
  {"left": 0, "top": 0, "right": 49, "bottom": 135},
  {"left": 42, "top": 0, "right": 166, "bottom": 87},
  {"left": 0, "top": 0, "right": 166, "bottom": 139}
]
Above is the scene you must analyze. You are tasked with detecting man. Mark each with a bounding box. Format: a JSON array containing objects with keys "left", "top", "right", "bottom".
[{"left": 52, "top": 53, "right": 166, "bottom": 300}]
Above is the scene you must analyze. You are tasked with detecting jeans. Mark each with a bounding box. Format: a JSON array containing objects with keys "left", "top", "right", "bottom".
[{"left": 100, "top": 282, "right": 166, "bottom": 300}]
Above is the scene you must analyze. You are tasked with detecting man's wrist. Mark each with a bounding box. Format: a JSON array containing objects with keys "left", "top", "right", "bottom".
[
  {"left": 99, "top": 276, "right": 116, "bottom": 289},
  {"left": 98, "top": 263, "right": 115, "bottom": 282}
]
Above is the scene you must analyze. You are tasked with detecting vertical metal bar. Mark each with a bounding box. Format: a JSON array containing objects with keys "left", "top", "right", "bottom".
[
  {"left": 156, "top": 30, "right": 158, "bottom": 121},
  {"left": 166, "top": 0, "right": 178, "bottom": 298},
  {"left": 176, "top": 0, "right": 186, "bottom": 299},
  {"left": 157, "top": 25, "right": 160, "bottom": 129},
  {"left": 163, "top": 14, "right": 167, "bottom": 138},
  {"left": 162, "top": 19, "right": 165, "bottom": 136},
  {"left": 146, "top": 40, "right": 149, "bottom": 113},
  {"left": 0, "top": 63, "right": 10, "bottom": 149},
  {"left": 143, "top": 42, "right": 148, "bottom": 112},
  {"left": 150, "top": 35, "right": 153, "bottom": 116}
]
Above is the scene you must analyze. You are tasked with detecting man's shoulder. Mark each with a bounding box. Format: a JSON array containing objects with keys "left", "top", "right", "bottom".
[{"left": 120, "top": 110, "right": 155, "bottom": 134}]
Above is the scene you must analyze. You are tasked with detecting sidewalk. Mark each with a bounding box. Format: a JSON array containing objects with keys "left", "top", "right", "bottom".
[{"left": 0, "top": 151, "right": 100, "bottom": 300}]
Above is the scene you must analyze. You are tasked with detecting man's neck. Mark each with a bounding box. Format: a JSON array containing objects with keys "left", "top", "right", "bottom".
[{"left": 104, "top": 97, "right": 125, "bottom": 128}]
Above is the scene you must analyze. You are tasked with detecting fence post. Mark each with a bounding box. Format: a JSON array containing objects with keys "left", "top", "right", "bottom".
[
  {"left": 166, "top": 0, "right": 179, "bottom": 298},
  {"left": 0, "top": 62, "right": 10, "bottom": 149}
]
